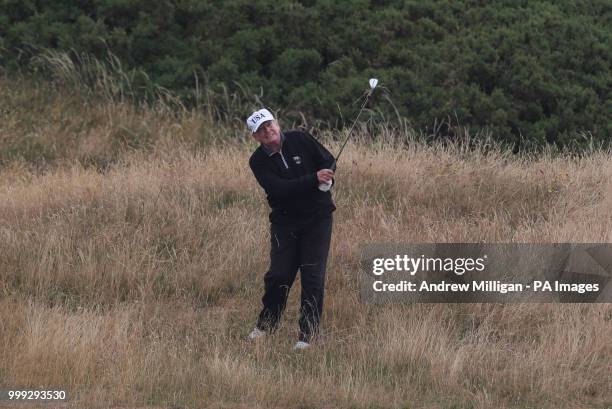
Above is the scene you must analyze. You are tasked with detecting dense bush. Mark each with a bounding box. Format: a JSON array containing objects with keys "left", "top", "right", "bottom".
[{"left": 1, "top": 0, "right": 611, "bottom": 149}]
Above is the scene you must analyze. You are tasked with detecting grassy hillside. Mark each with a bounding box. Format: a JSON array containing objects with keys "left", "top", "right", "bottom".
[
  {"left": 0, "top": 77, "right": 611, "bottom": 408},
  {"left": 2, "top": 1, "right": 611, "bottom": 146}
]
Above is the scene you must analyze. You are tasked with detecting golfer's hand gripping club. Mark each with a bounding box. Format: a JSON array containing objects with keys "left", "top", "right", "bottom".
[{"left": 317, "top": 169, "right": 334, "bottom": 192}]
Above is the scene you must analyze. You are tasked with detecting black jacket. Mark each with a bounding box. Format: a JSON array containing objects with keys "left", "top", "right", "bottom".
[{"left": 249, "top": 130, "right": 336, "bottom": 225}]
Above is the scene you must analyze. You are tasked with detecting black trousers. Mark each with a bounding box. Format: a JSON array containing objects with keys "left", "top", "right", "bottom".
[{"left": 256, "top": 213, "right": 333, "bottom": 342}]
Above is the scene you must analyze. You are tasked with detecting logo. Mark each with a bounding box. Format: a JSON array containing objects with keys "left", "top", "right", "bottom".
[
  {"left": 250, "top": 114, "right": 263, "bottom": 124},
  {"left": 293, "top": 156, "right": 302, "bottom": 164}
]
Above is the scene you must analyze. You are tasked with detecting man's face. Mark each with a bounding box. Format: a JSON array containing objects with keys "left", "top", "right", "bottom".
[{"left": 252, "top": 120, "right": 281, "bottom": 146}]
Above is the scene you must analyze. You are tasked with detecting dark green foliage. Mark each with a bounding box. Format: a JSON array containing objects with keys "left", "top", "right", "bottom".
[{"left": 1, "top": 0, "right": 611, "bottom": 149}]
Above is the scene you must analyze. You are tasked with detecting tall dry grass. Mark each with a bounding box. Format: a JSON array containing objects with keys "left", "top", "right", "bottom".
[{"left": 0, "top": 74, "right": 611, "bottom": 409}]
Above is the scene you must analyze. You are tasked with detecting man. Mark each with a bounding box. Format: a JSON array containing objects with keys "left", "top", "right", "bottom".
[{"left": 246, "top": 108, "right": 336, "bottom": 350}]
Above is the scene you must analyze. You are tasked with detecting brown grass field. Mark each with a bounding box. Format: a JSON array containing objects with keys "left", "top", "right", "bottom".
[{"left": 0, "top": 75, "right": 611, "bottom": 409}]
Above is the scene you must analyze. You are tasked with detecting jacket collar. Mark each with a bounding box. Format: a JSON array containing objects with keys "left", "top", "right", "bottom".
[{"left": 261, "top": 132, "right": 285, "bottom": 156}]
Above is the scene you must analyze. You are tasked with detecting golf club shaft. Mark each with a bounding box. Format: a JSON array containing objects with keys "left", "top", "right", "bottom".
[{"left": 332, "top": 91, "right": 372, "bottom": 169}]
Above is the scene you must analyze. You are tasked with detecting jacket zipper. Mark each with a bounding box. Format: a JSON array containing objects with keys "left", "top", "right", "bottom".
[{"left": 279, "top": 150, "right": 289, "bottom": 169}]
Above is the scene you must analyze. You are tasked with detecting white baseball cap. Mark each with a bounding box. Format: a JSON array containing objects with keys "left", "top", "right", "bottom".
[{"left": 246, "top": 108, "right": 275, "bottom": 133}]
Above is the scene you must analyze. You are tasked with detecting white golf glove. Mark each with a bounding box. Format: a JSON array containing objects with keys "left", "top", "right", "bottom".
[{"left": 318, "top": 180, "right": 333, "bottom": 192}]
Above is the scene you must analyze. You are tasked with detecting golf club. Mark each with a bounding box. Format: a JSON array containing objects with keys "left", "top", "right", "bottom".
[
  {"left": 319, "top": 78, "right": 378, "bottom": 191},
  {"left": 335, "top": 78, "right": 378, "bottom": 166}
]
